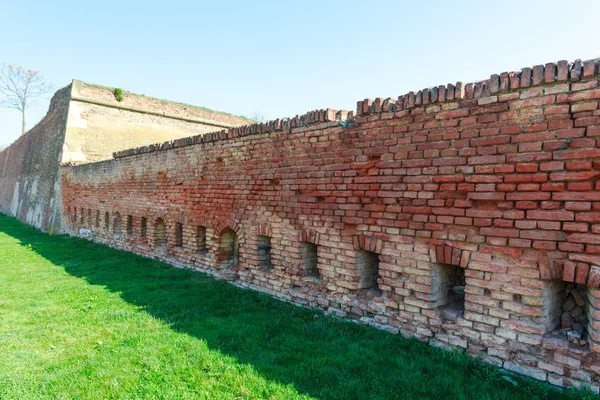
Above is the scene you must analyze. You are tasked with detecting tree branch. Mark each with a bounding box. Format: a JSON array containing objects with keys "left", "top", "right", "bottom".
[{"left": 0, "top": 64, "right": 54, "bottom": 134}]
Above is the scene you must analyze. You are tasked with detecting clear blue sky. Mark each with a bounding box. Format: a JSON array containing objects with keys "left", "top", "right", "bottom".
[{"left": 1, "top": 0, "right": 599, "bottom": 146}]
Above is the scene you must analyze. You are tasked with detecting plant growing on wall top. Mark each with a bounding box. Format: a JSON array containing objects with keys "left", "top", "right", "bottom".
[
  {"left": 338, "top": 116, "right": 356, "bottom": 129},
  {"left": 114, "top": 88, "right": 125, "bottom": 102}
]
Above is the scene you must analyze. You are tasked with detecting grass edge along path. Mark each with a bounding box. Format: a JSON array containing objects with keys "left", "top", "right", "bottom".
[{"left": 0, "top": 214, "right": 596, "bottom": 399}]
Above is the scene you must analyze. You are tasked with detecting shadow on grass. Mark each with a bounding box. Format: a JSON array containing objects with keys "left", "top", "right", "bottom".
[{"left": 0, "top": 215, "right": 589, "bottom": 400}]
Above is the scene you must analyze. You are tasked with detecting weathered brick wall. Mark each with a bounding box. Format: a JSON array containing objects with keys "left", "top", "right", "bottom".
[
  {"left": 61, "top": 58, "right": 600, "bottom": 391},
  {"left": 0, "top": 86, "right": 71, "bottom": 233},
  {"left": 0, "top": 80, "right": 251, "bottom": 232}
]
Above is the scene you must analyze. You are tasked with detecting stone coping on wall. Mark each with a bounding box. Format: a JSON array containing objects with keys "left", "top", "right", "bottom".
[
  {"left": 107, "top": 57, "right": 599, "bottom": 163},
  {"left": 357, "top": 58, "right": 599, "bottom": 116}
]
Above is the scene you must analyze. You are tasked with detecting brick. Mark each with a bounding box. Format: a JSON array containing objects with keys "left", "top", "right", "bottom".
[
  {"left": 532, "top": 65, "right": 544, "bottom": 86},
  {"left": 571, "top": 101, "right": 598, "bottom": 113},
  {"left": 544, "top": 84, "right": 570, "bottom": 95},
  {"left": 512, "top": 95, "right": 556, "bottom": 109},
  {"left": 538, "top": 361, "right": 564, "bottom": 375},
  {"left": 507, "top": 192, "right": 551, "bottom": 201},
  {"left": 527, "top": 210, "right": 574, "bottom": 221},
  {"left": 503, "top": 362, "right": 547, "bottom": 381},
  {"left": 563, "top": 222, "right": 588, "bottom": 232},
  {"left": 520, "top": 67, "right": 532, "bottom": 87},
  {"left": 515, "top": 164, "right": 538, "bottom": 173},
  {"left": 587, "top": 265, "right": 600, "bottom": 287},
  {"left": 542, "top": 337, "right": 569, "bottom": 350},
  {"left": 570, "top": 253, "right": 600, "bottom": 266},
  {"left": 549, "top": 170, "right": 600, "bottom": 181},
  {"left": 558, "top": 242, "right": 585, "bottom": 253},
  {"left": 567, "top": 233, "right": 600, "bottom": 244},
  {"left": 570, "top": 59, "right": 582, "bottom": 81},
  {"left": 572, "top": 80, "right": 598, "bottom": 92},
  {"left": 565, "top": 161, "right": 592, "bottom": 171},
  {"left": 557, "top": 60, "right": 569, "bottom": 82},
  {"left": 544, "top": 63, "right": 556, "bottom": 83},
  {"left": 563, "top": 261, "right": 576, "bottom": 282},
  {"left": 575, "top": 263, "right": 589, "bottom": 284},
  {"left": 575, "top": 213, "right": 600, "bottom": 222},
  {"left": 554, "top": 192, "right": 600, "bottom": 201},
  {"left": 468, "top": 155, "right": 505, "bottom": 165},
  {"left": 508, "top": 71, "right": 520, "bottom": 89},
  {"left": 480, "top": 227, "right": 519, "bottom": 238},
  {"left": 464, "top": 311, "right": 500, "bottom": 326},
  {"left": 554, "top": 353, "right": 581, "bottom": 369},
  {"left": 583, "top": 59, "right": 597, "bottom": 79},
  {"left": 568, "top": 89, "right": 600, "bottom": 102}
]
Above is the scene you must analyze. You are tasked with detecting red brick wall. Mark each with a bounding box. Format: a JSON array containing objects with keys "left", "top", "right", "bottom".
[{"left": 61, "top": 58, "right": 600, "bottom": 391}]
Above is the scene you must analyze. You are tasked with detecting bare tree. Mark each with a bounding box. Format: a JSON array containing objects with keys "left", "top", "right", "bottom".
[
  {"left": 251, "top": 111, "right": 266, "bottom": 123},
  {"left": 0, "top": 64, "right": 53, "bottom": 136}
]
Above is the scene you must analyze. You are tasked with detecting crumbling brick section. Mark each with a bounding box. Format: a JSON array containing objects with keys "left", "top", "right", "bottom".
[{"left": 61, "top": 58, "right": 600, "bottom": 392}]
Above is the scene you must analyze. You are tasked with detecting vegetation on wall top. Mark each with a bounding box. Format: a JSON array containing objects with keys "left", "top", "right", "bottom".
[
  {"left": 114, "top": 88, "right": 125, "bottom": 102},
  {"left": 79, "top": 80, "right": 253, "bottom": 121}
]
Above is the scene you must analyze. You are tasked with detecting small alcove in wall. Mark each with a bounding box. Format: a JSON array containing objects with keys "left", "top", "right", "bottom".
[
  {"left": 432, "top": 263, "right": 466, "bottom": 321},
  {"left": 141, "top": 217, "right": 147, "bottom": 239},
  {"left": 353, "top": 235, "right": 385, "bottom": 298},
  {"left": 257, "top": 235, "right": 273, "bottom": 269},
  {"left": 196, "top": 226, "right": 207, "bottom": 253},
  {"left": 219, "top": 228, "right": 239, "bottom": 269},
  {"left": 433, "top": 245, "right": 470, "bottom": 322},
  {"left": 356, "top": 249, "right": 381, "bottom": 292},
  {"left": 113, "top": 212, "right": 123, "bottom": 239},
  {"left": 545, "top": 280, "right": 590, "bottom": 347},
  {"left": 175, "top": 223, "right": 183, "bottom": 247},
  {"left": 154, "top": 218, "right": 167, "bottom": 253},
  {"left": 126, "top": 215, "right": 133, "bottom": 236},
  {"left": 300, "top": 241, "right": 319, "bottom": 277}
]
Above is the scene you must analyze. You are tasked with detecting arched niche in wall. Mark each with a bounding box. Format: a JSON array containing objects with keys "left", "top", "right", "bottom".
[
  {"left": 113, "top": 212, "right": 123, "bottom": 239},
  {"left": 432, "top": 245, "right": 471, "bottom": 321},
  {"left": 298, "top": 228, "right": 322, "bottom": 278},
  {"left": 541, "top": 260, "right": 600, "bottom": 350},
  {"left": 218, "top": 227, "right": 239, "bottom": 269},
  {"left": 154, "top": 218, "right": 167, "bottom": 253},
  {"left": 352, "top": 235, "right": 385, "bottom": 293}
]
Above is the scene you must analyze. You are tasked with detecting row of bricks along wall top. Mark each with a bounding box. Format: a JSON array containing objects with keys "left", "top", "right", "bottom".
[{"left": 61, "top": 58, "right": 600, "bottom": 391}]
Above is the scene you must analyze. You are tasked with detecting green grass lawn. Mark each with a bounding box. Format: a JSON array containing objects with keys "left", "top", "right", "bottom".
[{"left": 0, "top": 214, "right": 596, "bottom": 400}]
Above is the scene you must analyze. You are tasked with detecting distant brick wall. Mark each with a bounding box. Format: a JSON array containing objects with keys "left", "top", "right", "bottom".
[
  {"left": 0, "top": 86, "right": 71, "bottom": 233},
  {"left": 62, "top": 57, "right": 600, "bottom": 391},
  {"left": 0, "top": 80, "right": 251, "bottom": 232}
]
